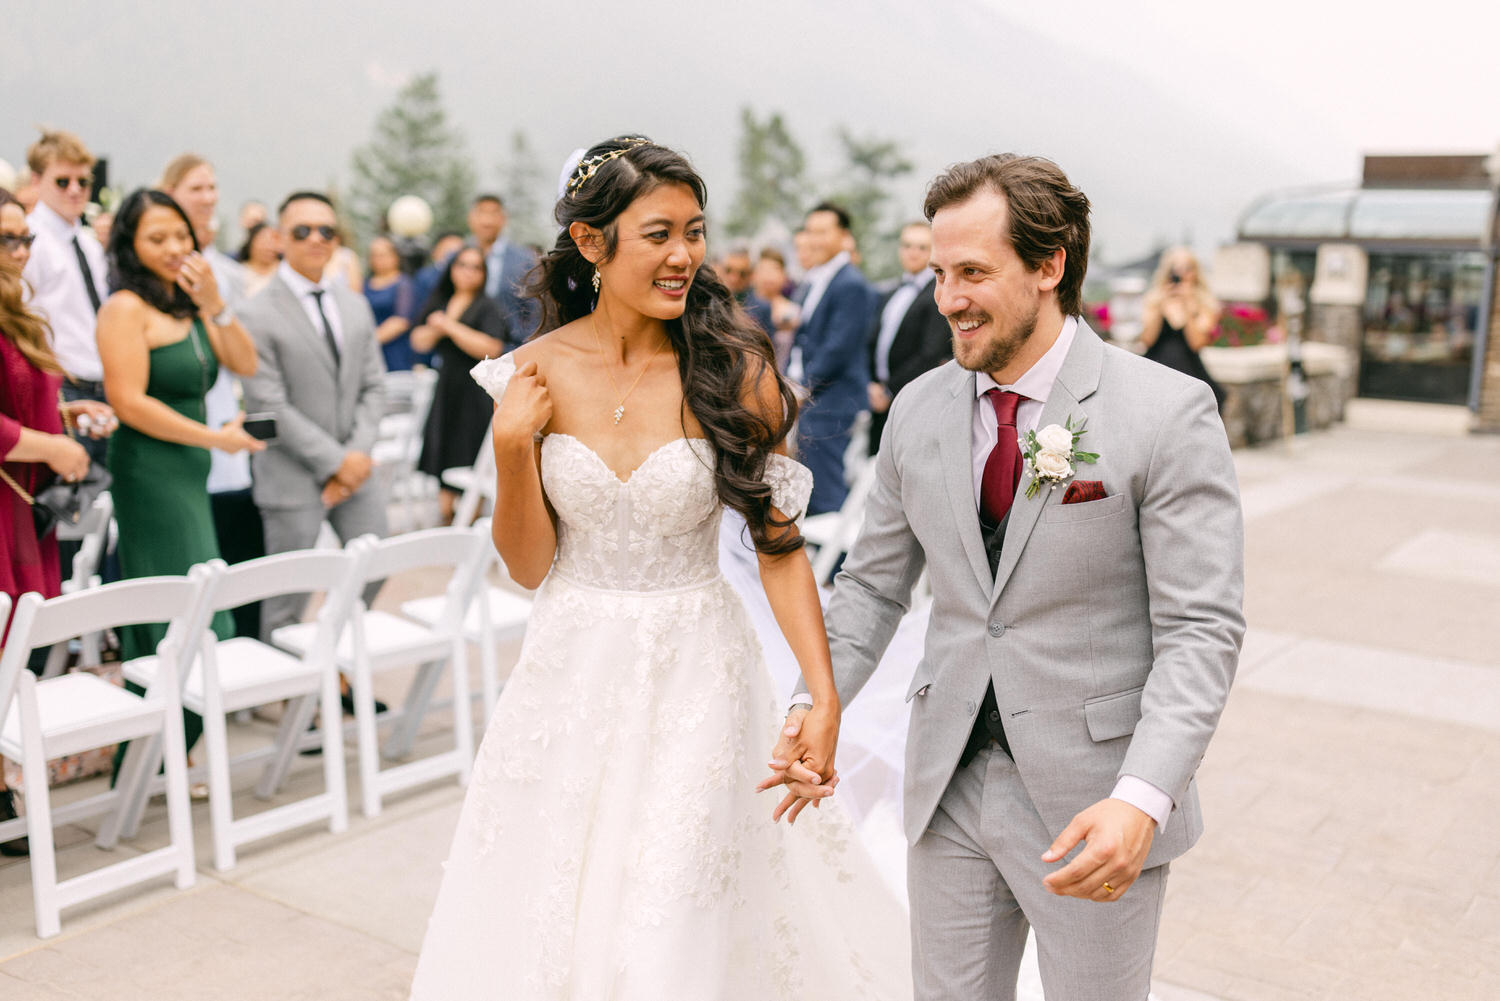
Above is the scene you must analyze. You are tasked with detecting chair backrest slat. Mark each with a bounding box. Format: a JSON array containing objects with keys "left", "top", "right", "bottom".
[
  {"left": 359, "top": 525, "right": 487, "bottom": 581},
  {"left": 209, "top": 550, "right": 359, "bottom": 612}
]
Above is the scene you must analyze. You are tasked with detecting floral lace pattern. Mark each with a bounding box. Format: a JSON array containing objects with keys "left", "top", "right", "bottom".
[{"left": 412, "top": 349, "right": 910, "bottom": 999}]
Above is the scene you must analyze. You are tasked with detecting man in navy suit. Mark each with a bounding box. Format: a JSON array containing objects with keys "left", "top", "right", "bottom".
[
  {"left": 792, "top": 202, "right": 876, "bottom": 515},
  {"left": 468, "top": 194, "right": 538, "bottom": 343},
  {"left": 867, "top": 221, "right": 950, "bottom": 454}
]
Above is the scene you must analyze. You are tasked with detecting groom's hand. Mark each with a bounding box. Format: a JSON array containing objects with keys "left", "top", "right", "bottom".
[
  {"left": 1040, "top": 798, "right": 1156, "bottom": 902},
  {"left": 756, "top": 707, "right": 838, "bottom": 823}
]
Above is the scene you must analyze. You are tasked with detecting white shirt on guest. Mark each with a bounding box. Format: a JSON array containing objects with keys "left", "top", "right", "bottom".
[
  {"left": 277, "top": 259, "right": 344, "bottom": 350},
  {"left": 204, "top": 247, "right": 253, "bottom": 494},
  {"left": 797, "top": 249, "right": 850, "bottom": 326},
  {"left": 874, "top": 268, "right": 934, "bottom": 384},
  {"left": 969, "top": 314, "right": 1173, "bottom": 830},
  {"left": 23, "top": 201, "right": 109, "bottom": 381}
]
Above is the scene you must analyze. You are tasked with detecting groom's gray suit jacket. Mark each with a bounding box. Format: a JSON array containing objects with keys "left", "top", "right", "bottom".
[{"left": 822, "top": 321, "right": 1244, "bottom": 868}]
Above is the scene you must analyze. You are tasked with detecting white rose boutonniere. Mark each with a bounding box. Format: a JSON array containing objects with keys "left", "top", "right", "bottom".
[{"left": 1019, "top": 416, "right": 1099, "bottom": 498}]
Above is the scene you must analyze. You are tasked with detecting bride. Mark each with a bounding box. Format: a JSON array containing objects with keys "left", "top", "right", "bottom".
[{"left": 409, "top": 136, "right": 911, "bottom": 999}]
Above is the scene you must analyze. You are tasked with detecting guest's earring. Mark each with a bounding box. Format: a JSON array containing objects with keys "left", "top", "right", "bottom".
[{"left": 591, "top": 268, "right": 601, "bottom": 293}]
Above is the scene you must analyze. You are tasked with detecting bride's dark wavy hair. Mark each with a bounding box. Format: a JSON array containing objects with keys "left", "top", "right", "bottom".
[{"left": 527, "top": 135, "right": 803, "bottom": 556}]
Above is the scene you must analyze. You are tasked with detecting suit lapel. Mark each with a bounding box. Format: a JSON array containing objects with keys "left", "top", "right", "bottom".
[
  {"left": 270, "top": 278, "right": 339, "bottom": 378},
  {"left": 938, "top": 368, "right": 994, "bottom": 596},
  {"left": 989, "top": 323, "right": 1106, "bottom": 606}
]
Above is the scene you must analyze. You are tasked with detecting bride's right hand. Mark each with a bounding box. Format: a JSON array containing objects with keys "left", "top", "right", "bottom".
[{"left": 493, "top": 360, "right": 552, "bottom": 447}]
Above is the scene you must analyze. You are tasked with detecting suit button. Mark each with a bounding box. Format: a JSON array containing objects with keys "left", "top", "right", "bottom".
[
  {"left": 966, "top": 700, "right": 977, "bottom": 715},
  {"left": 988, "top": 622, "right": 1005, "bottom": 637}
]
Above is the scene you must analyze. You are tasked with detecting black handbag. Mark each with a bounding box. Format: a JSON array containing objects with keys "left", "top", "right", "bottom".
[{"left": 0, "top": 393, "right": 112, "bottom": 538}]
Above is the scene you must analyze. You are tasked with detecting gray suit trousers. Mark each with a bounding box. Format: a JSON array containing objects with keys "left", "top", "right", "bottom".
[
  {"left": 258, "top": 484, "right": 388, "bottom": 642},
  {"left": 907, "top": 747, "right": 1168, "bottom": 1001}
]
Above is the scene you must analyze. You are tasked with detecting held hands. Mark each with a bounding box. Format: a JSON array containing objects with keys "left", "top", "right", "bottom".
[
  {"left": 492, "top": 360, "right": 552, "bottom": 448},
  {"left": 755, "top": 705, "right": 841, "bottom": 824},
  {"left": 1041, "top": 798, "right": 1156, "bottom": 903},
  {"left": 177, "top": 252, "right": 225, "bottom": 316}
]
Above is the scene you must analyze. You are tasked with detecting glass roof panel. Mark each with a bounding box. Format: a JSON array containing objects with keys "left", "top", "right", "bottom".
[{"left": 1348, "top": 189, "right": 1493, "bottom": 241}]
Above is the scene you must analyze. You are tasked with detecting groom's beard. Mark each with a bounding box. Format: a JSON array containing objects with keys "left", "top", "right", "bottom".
[{"left": 951, "top": 301, "right": 1039, "bottom": 375}]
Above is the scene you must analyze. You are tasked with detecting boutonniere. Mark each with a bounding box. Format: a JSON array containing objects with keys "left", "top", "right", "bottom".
[{"left": 1019, "top": 416, "right": 1099, "bottom": 499}]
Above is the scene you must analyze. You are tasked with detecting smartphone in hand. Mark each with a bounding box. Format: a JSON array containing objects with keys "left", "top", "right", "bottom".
[{"left": 243, "top": 413, "right": 278, "bottom": 443}]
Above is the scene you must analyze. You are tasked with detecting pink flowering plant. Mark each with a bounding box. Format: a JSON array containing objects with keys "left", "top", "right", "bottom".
[{"left": 1210, "top": 303, "right": 1273, "bottom": 347}]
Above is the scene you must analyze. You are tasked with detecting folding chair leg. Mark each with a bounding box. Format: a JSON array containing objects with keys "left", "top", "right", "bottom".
[
  {"left": 157, "top": 696, "right": 197, "bottom": 889},
  {"left": 354, "top": 657, "right": 382, "bottom": 819},
  {"left": 97, "top": 732, "right": 158, "bottom": 848},
  {"left": 319, "top": 670, "right": 348, "bottom": 835},
  {"left": 256, "top": 695, "right": 317, "bottom": 800},
  {"left": 201, "top": 701, "right": 237, "bottom": 872},
  {"left": 382, "top": 660, "right": 442, "bottom": 761},
  {"left": 20, "top": 692, "right": 61, "bottom": 938}
]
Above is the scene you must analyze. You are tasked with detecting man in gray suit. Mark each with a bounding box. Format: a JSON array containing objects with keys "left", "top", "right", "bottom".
[
  {"left": 239, "top": 191, "right": 388, "bottom": 639},
  {"left": 767, "top": 155, "right": 1244, "bottom": 999}
]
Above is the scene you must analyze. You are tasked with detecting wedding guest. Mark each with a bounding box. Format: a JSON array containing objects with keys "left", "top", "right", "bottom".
[
  {"left": 468, "top": 194, "right": 538, "bottom": 337},
  {"left": 865, "top": 220, "right": 946, "bottom": 454},
  {"left": 162, "top": 153, "right": 267, "bottom": 639},
  {"left": 791, "top": 202, "right": 876, "bottom": 515},
  {"left": 364, "top": 234, "right": 420, "bottom": 371},
  {"left": 412, "top": 230, "right": 463, "bottom": 310},
  {"left": 411, "top": 246, "right": 508, "bottom": 524},
  {"left": 752, "top": 247, "right": 799, "bottom": 370},
  {"left": 237, "top": 222, "right": 280, "bottom": 296},
  {"left": 323, "top": 226, "right": 364, "bottom": 294},
  {"left": 721, "top": 244, "right": 773, "bottom": 336},
  {"left": 1139, "top": 246, "right": 1224, "bottom": 408},
  {"left": 238, "top": 199, "right": 267, "bottom": 237},
  {"left": 99, "top": 190, "right": 262, "bottom": 776},
  {"left": 21, "top": 130, "right": 111, "bottom": 468},
  {"left": 90, "top": 210, "right": 114, "bottom": 248}
]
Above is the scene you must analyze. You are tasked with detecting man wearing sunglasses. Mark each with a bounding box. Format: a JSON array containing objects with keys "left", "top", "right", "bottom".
[
  {"left": 238, "top": 190, "right": 389, "bottom": 644},
  {"left": 22, "top": 129, "right": 111, "bottom": 467}
]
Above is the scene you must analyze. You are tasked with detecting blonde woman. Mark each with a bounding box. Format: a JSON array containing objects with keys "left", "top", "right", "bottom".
[{"left": 1139, "top": 246, "right": 1224, "bottom": 406}]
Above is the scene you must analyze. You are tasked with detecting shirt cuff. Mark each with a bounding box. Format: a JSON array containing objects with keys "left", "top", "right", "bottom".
[
  {"left": 1110, "top": 775, "right": 1173, "bottom": 831},
  {"left": 787, "top": 694, "right": 813, "bottom": 714}
]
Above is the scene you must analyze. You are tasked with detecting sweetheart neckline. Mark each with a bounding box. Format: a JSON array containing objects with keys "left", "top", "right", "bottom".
[{"left": 545, "top": 433, "right": 707, "bottom": 486}]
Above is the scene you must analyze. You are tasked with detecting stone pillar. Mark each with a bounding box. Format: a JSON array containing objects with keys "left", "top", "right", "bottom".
[
  {"left": 1478, "top": 260, "right": 1500, "bottom": 433},
  {"left": 1308, "top": 244, "right": 1368, "bottom": 405}
]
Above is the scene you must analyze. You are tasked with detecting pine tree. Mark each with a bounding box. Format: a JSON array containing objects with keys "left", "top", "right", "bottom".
[
  {"left": 347, "top": 72, "right": 477, "bottom": 245},
  {"left": 830, "top": 126, "right": 915, "bottom": 280},
  {"left": 497, "top": 129, "right": 550, "bottom": 250},
  {"left": 726, "top": 108, "right": 808, "bottom": 238}
]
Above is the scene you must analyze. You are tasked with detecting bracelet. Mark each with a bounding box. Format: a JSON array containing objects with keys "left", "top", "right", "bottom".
[{"left": 210, "top": 305, "right": 235, "bottom": 326}]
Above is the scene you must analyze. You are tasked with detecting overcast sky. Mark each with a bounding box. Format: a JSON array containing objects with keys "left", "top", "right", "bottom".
[{"left": 8, "top": 0, "right": 1497, "bottom": 262}]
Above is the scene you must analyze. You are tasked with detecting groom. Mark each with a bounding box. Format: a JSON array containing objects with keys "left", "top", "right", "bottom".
[{"left": 769, "top": 154, "right": 1244, "bottom": 999}]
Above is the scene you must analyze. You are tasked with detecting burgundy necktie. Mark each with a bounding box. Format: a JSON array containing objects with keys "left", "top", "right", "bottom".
[{"left": 979, "top": 389, "right": 1026, "bottom": 525}]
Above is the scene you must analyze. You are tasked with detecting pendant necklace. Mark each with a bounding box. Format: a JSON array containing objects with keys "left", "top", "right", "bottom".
[{"left": 589, "top": 316, "right": 669, "bottom": 425}]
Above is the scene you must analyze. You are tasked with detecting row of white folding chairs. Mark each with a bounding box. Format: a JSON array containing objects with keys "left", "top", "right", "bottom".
[{"left": 0, "top": 520, "right": 529, "bottom": 938}]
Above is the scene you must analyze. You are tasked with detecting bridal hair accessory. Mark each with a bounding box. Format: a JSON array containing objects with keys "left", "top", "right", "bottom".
[
  {"left": 1019, "top": 415, "right": 1099, "bottom": 499},
  {"left": 591, "top": 268, "right": 601, "bottom": 293},
  {"left": 566, "top": 138, "right": 651, "bottom": 197}
]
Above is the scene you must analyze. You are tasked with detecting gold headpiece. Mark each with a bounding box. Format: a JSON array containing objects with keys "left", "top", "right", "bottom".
[{"left": 566, "top": 138, "right": 651, "bottom": 197}]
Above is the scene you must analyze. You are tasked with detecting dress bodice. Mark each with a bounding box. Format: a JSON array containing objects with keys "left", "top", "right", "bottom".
[{"left": 473, "top": 353, "right": 812, "bottom": 593}]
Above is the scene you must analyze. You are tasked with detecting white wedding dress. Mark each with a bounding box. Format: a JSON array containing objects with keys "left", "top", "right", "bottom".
[{"left": 409, "top": 354, "right": 912, "bottom": 1000}]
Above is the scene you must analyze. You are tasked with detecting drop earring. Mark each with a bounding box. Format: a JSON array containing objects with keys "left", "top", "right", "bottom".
[{"left": 591, "top": 268, "right": 601, "bottom": 293}]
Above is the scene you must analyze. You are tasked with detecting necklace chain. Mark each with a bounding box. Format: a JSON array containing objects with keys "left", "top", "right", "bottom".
[{"left": 589, "top": 316, "right": 669, "bottom": 424}]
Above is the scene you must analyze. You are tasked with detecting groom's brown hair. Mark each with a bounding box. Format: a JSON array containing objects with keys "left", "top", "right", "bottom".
[{"left": 923, "top": 154, "right": 1091, "bottom": 316}]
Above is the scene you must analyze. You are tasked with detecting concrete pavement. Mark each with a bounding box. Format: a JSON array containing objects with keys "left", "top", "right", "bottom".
[{"left": 2, "top": 400, "right": 1498, "bottom": 1000}]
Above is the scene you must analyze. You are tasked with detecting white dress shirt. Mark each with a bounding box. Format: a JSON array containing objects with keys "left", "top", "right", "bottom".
[
  {"left": 971, "top": 315, "right": 1174, "bottom": 830},
  {"left": 483, "top": 238, "right": 510, "bottom": 300},
  {"left": 797, "top": 250, "right": 850, "bottom": 326},
  {"left": 277, "top": 259, "right": 345, "bottom": 350},
  {"left": 874, "top": 269, "right": 934, "bottom": 383},
  {"left": 23, "top": 202, "right": 109, "bottom": 381}
]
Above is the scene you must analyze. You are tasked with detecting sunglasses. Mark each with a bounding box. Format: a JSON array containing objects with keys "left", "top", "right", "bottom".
[
  {"left": 53, "top": 176, "right": 92, "bottom": 191},
  {"left": 290, "top": 224, "right": 337, "bottom": 242},
  {"left": 0, "top": 232, "right": 36, "bottom": 250}
]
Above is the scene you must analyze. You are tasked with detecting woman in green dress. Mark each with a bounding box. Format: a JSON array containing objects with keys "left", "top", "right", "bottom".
[{"left": 98, "top": 189, "right": 263, "bottom": 768}]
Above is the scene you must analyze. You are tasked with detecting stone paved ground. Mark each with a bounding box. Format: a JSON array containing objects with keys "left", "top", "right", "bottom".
[{"left": 2, "top": 400, "right": 1497, "bottom": 1000}]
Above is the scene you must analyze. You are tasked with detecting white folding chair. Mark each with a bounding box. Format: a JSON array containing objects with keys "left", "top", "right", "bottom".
[
  {"left": 107, "top": 547, "right": 369, "bottom": 871},
  {"left": 37, "top": 490, "right": 117, "bottom": 678},
  {"left": 0, "top": 571, "right": 210, "bottom": 938},
  {"left": 373, "top": 368, "right": 440, "bottom": 530},
  {"left": 446, "top": 425, "right": 495, "bottom": 528},
  {"left": 271, "top": 525, "right": 489, "bottom": 818},
  {"left": 398, "top": 518, "right": 531, "bottom": 724},
  {"left": 802, "top": 455, "right": 882, "bottom": 583}
]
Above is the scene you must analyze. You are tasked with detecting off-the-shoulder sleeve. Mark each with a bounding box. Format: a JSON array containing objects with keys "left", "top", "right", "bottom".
[
  {"left": 471, "top": 352, "right": 517, "bottom": 402},
  {"left": 765, "top": 453, "right": 814, "bottom": 519}
]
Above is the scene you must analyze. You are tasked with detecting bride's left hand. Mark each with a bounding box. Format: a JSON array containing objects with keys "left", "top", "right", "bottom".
[{"left": 757, "top": 706, "right": 840, "bottom": 823}]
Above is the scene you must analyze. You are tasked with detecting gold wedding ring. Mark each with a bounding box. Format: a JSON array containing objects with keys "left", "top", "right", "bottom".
[{"left": 1101, "top": 882, "right": 1114, "bottom": 894}]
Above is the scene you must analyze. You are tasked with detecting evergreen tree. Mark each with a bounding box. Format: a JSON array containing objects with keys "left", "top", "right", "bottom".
[
  {"left": 497, "top": 129, "right": 550, "bottom": 249},
  {"left": 726, "top": 107, "right": 808, "bottom": 238},
  {"left": 830, "top": 127, "right": 914, "bottom": 279},
  {"left": 347, "top": 72, "right": 477, "bottom": 245}
]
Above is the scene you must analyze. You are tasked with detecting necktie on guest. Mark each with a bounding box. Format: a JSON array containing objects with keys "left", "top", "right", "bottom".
[
  {"left": 309, "top": 289, "right": 341, "bottom": 367},
  {"left": 72, "top": 236, "right": 102, "bottom": 313},
  {"left": 979, "top": 388, "right": 1026, "bottom": 526}
]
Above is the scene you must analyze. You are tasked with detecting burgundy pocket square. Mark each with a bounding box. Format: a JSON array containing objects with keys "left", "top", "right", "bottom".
[{"left": 1061, "top": 480, "right": 1107, "bottom": 504}]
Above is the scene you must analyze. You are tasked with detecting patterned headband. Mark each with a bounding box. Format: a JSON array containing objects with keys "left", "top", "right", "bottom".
[{"left": 566, "top": 138, "right": 652, "bottom": 197}]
